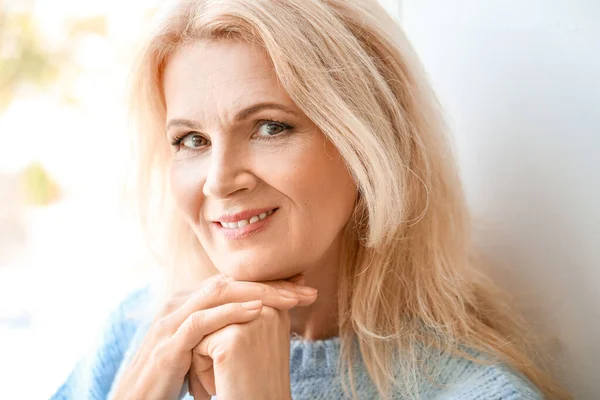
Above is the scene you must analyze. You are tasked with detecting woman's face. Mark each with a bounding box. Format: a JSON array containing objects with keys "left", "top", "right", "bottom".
[{"left": 163, "top": 39, "right": 357, "bottom": 281}]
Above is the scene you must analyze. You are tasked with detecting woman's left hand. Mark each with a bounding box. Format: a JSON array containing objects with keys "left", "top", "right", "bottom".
[{"left": 193, "top": 305, "right": 294, "bottom": 400}]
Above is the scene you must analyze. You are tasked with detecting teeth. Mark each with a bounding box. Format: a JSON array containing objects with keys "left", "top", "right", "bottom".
[{"left": 220, "top": 209, "right": 275, "bottom": 229}]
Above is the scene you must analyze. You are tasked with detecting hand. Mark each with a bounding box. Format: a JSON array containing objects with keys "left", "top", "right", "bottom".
[
  {"left": 195, "top": 305, "right": 301, "bottom": 400},
  {"left": 188, "top": 274, "right": 317, "bottom": 400},
  {"left": 110, "top": 273, "right": 316, "bottom": 400}
]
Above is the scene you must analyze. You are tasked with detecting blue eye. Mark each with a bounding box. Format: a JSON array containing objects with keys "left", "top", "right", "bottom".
[
  {"left": 180, "top": 133, "right": 209, "bottom": 148},
  {"left": 255, "top": 121, "right": 292, "bottom": 138}
]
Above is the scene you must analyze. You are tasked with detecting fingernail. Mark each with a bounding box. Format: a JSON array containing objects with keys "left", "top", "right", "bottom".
[
  {"left": 242, "top": 300, "right": 263, "bottom": 310},
  {"left": 278, "top": 288, "right": 299, "bottom": 299},
  {"left": 295, "top": 286, "right": 318, "bottom": 296}
]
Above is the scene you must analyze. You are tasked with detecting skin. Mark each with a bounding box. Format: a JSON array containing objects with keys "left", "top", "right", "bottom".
[
  {"left": 113, "top": 39, "right": 357, "bottom": 399},
  {"left": 111, "top": 274, "right": 317, "bottom": 400},
  {"left": 164, "top": 39, "right": 357, "bottom": 340}
]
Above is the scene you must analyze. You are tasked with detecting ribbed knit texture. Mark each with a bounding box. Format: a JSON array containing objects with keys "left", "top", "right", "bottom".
[{"left": 50, "top": 289, "right": 543, "bottom": 399}]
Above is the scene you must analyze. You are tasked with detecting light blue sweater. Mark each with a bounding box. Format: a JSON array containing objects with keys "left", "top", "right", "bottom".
[{"left": 50, "top": 288, "right": 544, "bottom": 399}]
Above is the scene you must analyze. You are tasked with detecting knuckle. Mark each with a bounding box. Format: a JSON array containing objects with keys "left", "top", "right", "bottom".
[
  {"left": 222, "top": 324, "right": 244, "bottom": 343},
  {"left": 215, "top": 274, "right": 231, "bottom": 292},
  {"left": 188, "top": 311, "right": 206, "bottom": 334},
  {"left": 212, "top": 344, "right": 229, "bottom": 364},
  {"left": 151, "top": 342, "right": 174, "bottom": 370},
  {"left": 201, "top": 274, "right": 230, "bottom": 298},
  {"left": 257, "top": 284, "right": 268, "bottom": 295},
  {"left": 199, "top": 283, "right": 216, "bottom": 298},
  {"left": 154, "top": 317, "right": 172, "bottom": 336},
  {"left": 159, "top": 297, "right": 180, "bottom": 316}
]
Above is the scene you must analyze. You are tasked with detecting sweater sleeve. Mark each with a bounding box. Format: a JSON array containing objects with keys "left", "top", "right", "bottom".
[{"left": 49, "top": 288, "right": 150, "bottom": 400}]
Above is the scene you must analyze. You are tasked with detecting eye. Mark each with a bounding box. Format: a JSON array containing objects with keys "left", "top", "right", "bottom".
[
  {"left": 180, "top": 133, "right": 209, "bottom": 148},
  {"left": 255, "top": 121, "right": 291, "bottom": 138}
]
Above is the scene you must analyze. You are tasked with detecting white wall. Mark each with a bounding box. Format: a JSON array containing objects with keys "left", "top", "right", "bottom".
[
  {"left": 378, "top": 0, "right": 402, "bottom": 20},
  {"left": 400, "top": 1, "right": 600, "bottom": 398}
]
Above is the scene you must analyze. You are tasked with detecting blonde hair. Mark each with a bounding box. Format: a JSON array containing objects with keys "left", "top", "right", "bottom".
[{"left": 127, "top": 0, "right": 570, "bottom": 398}]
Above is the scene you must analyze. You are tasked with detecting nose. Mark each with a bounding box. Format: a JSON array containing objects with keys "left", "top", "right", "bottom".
[{"left": 202, "top": 141, "right": 256, "bottom": 199}]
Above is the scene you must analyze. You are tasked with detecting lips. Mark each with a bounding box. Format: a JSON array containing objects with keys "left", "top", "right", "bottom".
[
  {"left": 214, "top": 206, "right": 275, "bottom": 222},
  {"left": 218, "top": 208, "right": 276, "bottom": 229},
  {"left": 213, "top": 208, "right": 278, "bottom": 240}
]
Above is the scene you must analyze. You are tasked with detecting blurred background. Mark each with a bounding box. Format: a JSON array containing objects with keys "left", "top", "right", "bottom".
[
  {"left": 0, "top": 0, "right": 598, "bottom": 399},
  {"left": 0, "top": 0, "right": 163, "bottom": 397}
]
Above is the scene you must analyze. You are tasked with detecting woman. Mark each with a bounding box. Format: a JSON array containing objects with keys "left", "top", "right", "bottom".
[{"left": 52, "top": 0, "right": 570, "bottom": 399}]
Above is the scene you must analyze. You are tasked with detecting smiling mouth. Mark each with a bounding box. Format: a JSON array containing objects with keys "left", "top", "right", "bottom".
[{"left": 217, "top": 208, "right": 278, "bottom": 229}]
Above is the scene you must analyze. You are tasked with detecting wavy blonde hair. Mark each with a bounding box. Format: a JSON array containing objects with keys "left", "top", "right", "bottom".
[{"left": 127, "top": 0, "right": 569, "bottom": 398}]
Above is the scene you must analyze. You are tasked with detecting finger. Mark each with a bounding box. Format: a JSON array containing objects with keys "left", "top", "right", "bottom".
[
  {"left": 259, "top": 279, "right": 317, "bottom": 306},
  {"left": 198, "top": 367, "right": 216, "bottom": 396},
  {"left": 189, "top": 370, "right": 210, "bottom": 400},
  {"left": 170, "top": 300, "right": 264, "bottom": 352},
  {"left": 155, "top": 274, "right": 228, "bottom": 322},
  {"left": 156, "top": 288, "right": 196, "bottom": 318},
  {"left": 194, "top": 328, "right": 215, "bottom": 359},
  {"left": 155, "top": 272, "right": 226, "bottom": 318},
  {"left": 194, "top": 306, "right": 284, "bottom": 358},
  {"left": 167, "top": 279, "right": 305, "bottom": 327},
  {"left": 190, "top": 350, "right": 213, "bottom": 400},
  {"left": 191, "top": 347, "right": 213, "bottom": 375}
]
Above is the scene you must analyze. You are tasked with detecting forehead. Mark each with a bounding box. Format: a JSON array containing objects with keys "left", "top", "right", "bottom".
[{"left": 163, "top": 39, "right": 289, "bottom": 118}]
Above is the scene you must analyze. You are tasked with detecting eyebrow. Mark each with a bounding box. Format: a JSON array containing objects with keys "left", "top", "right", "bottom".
[{"left": 166, "top": 102, "right": 296, "bottom": 131}]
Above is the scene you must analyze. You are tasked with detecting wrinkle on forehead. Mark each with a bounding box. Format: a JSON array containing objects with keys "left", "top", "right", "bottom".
[
  {"left": 163, "top": 39, "right": 296, "bottom": 129},
  {"left": 199, "top": 75, "right": 274, "bottom": 92},
  {"left": 165, "top": 39, "right": 278, "bottom": 90}
]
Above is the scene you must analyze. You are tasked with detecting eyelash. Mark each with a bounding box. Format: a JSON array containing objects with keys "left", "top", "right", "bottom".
[{"left": 170, "top": 119, "right": 295, "bottom": 150}]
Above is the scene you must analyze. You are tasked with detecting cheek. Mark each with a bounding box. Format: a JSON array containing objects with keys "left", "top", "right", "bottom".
[
  {"left": 170, "top": 161, "right": 206, "bottom": 223},
  {"left": 309, "top": 164, "right": 356, "bottom": 234},
  {"left": 279, "top": 139, "right": 357, "bottom": 245}
]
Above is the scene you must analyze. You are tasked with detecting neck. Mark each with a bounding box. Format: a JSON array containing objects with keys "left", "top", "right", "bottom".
[{"left": 289, "top": 239, "right": 342, "bottom": 341}]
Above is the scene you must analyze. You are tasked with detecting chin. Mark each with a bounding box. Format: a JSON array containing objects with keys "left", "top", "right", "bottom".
[{"left": 215, "top": 255, "right": 292, "bottom": 282}]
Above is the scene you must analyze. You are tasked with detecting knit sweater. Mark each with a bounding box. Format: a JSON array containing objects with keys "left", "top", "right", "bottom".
[{"left": 50, "top": 288, "right": 543, "bottom": 399}]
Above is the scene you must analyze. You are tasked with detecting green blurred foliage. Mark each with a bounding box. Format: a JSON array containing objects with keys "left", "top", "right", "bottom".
[
  {"left": 0, "top": 6, "right": 108, "bottom": 111},
  {"left": 0, "top": 11, "right": 59, "bottom": 109},
  {"left": 0, "top": 5, "right": 110, "bottom": 205},
  {"left": 19, "top": 162, "right": 61, "bottom": 206}
]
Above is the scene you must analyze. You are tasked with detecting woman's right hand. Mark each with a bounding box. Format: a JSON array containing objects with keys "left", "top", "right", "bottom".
[{"left": 110, "top": 273, "right": 316, "bottom": 400}]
